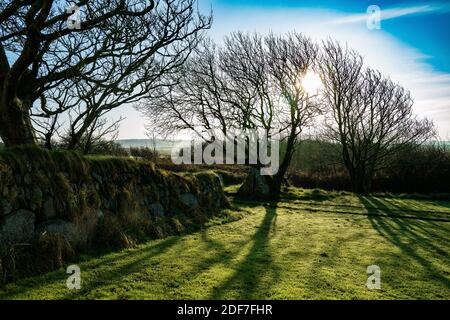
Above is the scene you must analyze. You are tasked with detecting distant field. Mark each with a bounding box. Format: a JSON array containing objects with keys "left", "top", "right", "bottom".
[
  {"left": 4, "top": 138, "right": 443, "bottom": 159},
  {"left": 1, "top": 187, "right": 448, "bottom": 300},
  {"left": 116, "top": 139, "right": 188, "bottom": 155}
]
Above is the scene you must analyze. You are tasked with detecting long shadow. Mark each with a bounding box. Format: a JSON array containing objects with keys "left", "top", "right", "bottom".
[
  {"left": 0, "top": 235, "right": 181, "bottom": 299},
  {"left": 372, "top": 197, "right": 450, "bottom": 243},
  {"left": 361, "top": 195, "right": 449, "bottom": 241},
  {"left": 361, "top": 196, "right": 450, "bottom": 242},
  {"left": 434, "top": 200, "right": 450, "bottom": 211},
  {"left": 62, "top": 235, "right": 183, "bottom": 299},
  {"left": 210, "top": 204, "right": 280, "bottom": 299},
  {"left": 358, "top": 195, "right": 450, "bottom": 289}
]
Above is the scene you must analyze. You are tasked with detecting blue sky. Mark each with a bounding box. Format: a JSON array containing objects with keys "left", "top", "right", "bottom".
[
  {"left": 213, "top": 0, "right": 450, "bottom": 72},
  {"left": 117, "top": 0, "right": 450, "bottom": 139}
]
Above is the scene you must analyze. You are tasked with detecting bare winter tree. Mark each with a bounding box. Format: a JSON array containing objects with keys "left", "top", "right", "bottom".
[
  {"left": 76, "top": 114, "right": 124, "bottom": 155},
  {"left": 319, "top": 40, "right": 436, "bottom": 193},
  {"left": 139, "top": 32, "right": 321, "bottom": 197},
  {"left": 138, "top": 39, "right": 236, "bottom": 141},
  {"left": 32, "top": 112, "right": 61, "bottom": 149},
  {"left": 140, "top": 34, "right": 270, "bottom": 144},
  {"left": 0, "top": 0, "right": 210, "bottom": 147},
  {"left": 264, "top": 33, "right": 320, "bottom": 194}
]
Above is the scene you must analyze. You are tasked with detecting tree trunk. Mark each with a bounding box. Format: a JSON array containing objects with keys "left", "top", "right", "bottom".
[
  {"left": 67, "top": 134, "right": 81, "bottom": 150},
  {"left": 269, "top": 131, "right": 296, "bottom": 197},
  {"left": 237, "top": 128, "right": 296, "bottom": 200},
  {"left": 351, "top": 168, "right": 372, "bottom": 194},
  {"left": 352, "top": 176, "right": 364, "bottom": 194},
  {"left": 0, "top": 100, "right": 37, "bottom": 147},
  {"left": 43, "top": 135, "right": 53, "bottom": 150}
]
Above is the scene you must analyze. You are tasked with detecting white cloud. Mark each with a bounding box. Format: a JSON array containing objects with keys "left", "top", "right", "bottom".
[
  {"left": 330, "top": 3, "right": 450, "bottom": 25},
  {"left": 117, "top": 2, "right": 450, "bottom": 139},
  {"left": 203, "top": 4, "right": 450, "bottom": 139}
]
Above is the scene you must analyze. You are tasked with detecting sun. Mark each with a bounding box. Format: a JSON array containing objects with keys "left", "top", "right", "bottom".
[{"left": 301, "top": 70, "right": 323, "bottom": 95}]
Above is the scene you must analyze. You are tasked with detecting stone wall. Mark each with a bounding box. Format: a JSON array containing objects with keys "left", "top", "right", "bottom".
[{"left": 0, "top": 147, "right": 229, "bottom": 248}]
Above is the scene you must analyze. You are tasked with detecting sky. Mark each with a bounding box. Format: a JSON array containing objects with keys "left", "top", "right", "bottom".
[{"left": 115, "top": 0, "right": 450, "bottom": 139}]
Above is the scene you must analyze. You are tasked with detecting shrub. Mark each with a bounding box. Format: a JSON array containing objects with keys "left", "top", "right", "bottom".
[
  {"left": 92, "top": 215, "right": 135, "bottom": 251},
  {"left": 129, "top": 146, "right": 159, "bottom": 161},
  {"left": 0, "top": 234, "right": 74, "bottom": 284},
  {"left": 286, "top": 140, "right": 450, "bottom": 194}
]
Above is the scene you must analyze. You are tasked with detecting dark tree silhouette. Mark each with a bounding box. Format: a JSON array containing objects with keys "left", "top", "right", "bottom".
[
  {"left": 319, "top": 40, "right": 436, "bottom": 193},
  {"left": 140, "top": 32, "right": 321, "bottom": 197},
  {"left": 264, "top": 33, "right": 320, "bottom": 194},
  {"left": 0, "top": 0, "right": 210, "bottom": 147},
  {"left": 32, "top": 111, "right": 61, "bottom": 149}
]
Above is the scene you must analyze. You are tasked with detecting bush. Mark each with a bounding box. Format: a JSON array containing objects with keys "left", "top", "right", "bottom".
[
  {"left": 87, "top": 140, "right": 129, "bottom": 157},
  {"left": 0, "top": 234, "right": 74, "bottom": 284},
  {"left": 129, "top": 146, "right": 159, "bottom": 161},
  {"left": 92, "top": 215, "right": 135, "bottom": 250},
  {"left": 375, "top": 143, "right": 450, "bottom": 193},
  {"left": 287, "top": 140, "right": 450, "bottom": 194}
]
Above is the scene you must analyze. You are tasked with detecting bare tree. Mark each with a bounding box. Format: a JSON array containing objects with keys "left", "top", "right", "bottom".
[
  {"left": 0, "top": 0, "right": 210, "bottom": 147},
  {"left": 139, "top": 37, "right": 256, "bottom": 142},
  {"left": 319, "top": 40, "right": 435, "bottom": 193},
  {"left": 32, "top": 112, "right": 62, "bottom": 149},
  {"left": 140, "top": 32, "right": 321, "bottom": 197},
  {"left": 77, "top": 114, "right": 124, "bottom": 155},
  {"left": 264, "top": 33, "right": 320, "bottom": 194}
]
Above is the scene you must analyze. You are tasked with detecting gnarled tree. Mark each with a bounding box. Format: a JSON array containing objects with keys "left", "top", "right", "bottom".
[
  {"left": 0, "top": 0, "right": 210, "bottom": 147},
  {"left": 139, "top": 32, "right": 321, "bottom": 198},
  {"left": 319, "top": 40, "right": 435, "bottom": 193}
]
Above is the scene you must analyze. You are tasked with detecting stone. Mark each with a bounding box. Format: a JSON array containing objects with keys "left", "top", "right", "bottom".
[
  {"left": 237, "top": 168, "right": 271, "bottom": 198},
  {"left": 36, "top": 219, "right": 78, "bottom": 245},
  {"left": 29, "top": 186, "right": 43, "bottom": 211},
  {"left": 23, "top": 173, "right": 32, "bottom": 185},
  {"left": 43, "top": 198, "right": 56, "bottom": 219},
  {"left": 96, "top": 209, "right": 104, "bottom": 218},
  {"left": 33, "top": 186, "right": 43, "bottom": 199},
  {"left": 1, "top": 199, "right": 12, "bottom": 215},
  {"left": 0, "top": 209, "right": 35, "bottom": 243},
  {"left": 179, "top": 193, "right": 198, "bottom": 208},
  {"left": 149, "top": 203, "right": 164, "bottom": 216}
]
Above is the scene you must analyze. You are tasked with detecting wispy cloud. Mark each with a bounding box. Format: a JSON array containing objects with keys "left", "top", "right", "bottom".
[
  {"left": 115, "top": 2, "right": 450, "bottom": 139},
  {"left": 330, "top": 3, "right": 450, "bottom": 25},
  {"left": 204, "top": 5, "right": 450, "bottom": 139}
]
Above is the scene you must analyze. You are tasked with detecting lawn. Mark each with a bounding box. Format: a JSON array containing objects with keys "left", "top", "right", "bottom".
[{"left": 1, "top": 188, "right": 449, "bottom": 300}]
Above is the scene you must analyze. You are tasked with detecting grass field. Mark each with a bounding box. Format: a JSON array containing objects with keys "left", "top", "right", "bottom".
[{"left": 1, "top": 187, "right": 449, "bottom": 300}]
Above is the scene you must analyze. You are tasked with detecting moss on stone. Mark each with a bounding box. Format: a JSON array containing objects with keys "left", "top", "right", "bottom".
[{"left": 0, "top": 147, "right": 229, "bottom": 284}]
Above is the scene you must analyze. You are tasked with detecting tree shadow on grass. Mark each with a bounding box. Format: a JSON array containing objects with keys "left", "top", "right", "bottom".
[
  {"left": 433, "top": 200, "right": 450, "bottom": 211},
  {"left": 62, "top": 235, "right": 183, "bottom": 299},
  {"left": 197, "top": 229, "right": 248, "bottom": 266},
  {"left": 357, "top": 195, "right": 450, "bottom": 220},
  {"left": 358, "top": 195, "right": 450, "bottom": 290},
  {"left": 0, "top": 235, "right": 181, "bottom": 299},
  {"left": 360, "top": 195, "right": 450, "bottom": 240},
  {"left": 209, "top": 204, "right": 280, "bottom": 299}
]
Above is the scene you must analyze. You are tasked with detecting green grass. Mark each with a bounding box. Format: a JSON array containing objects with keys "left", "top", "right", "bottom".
[{"left": 1, "top": 188, "right": 449, "bottom": 300}]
